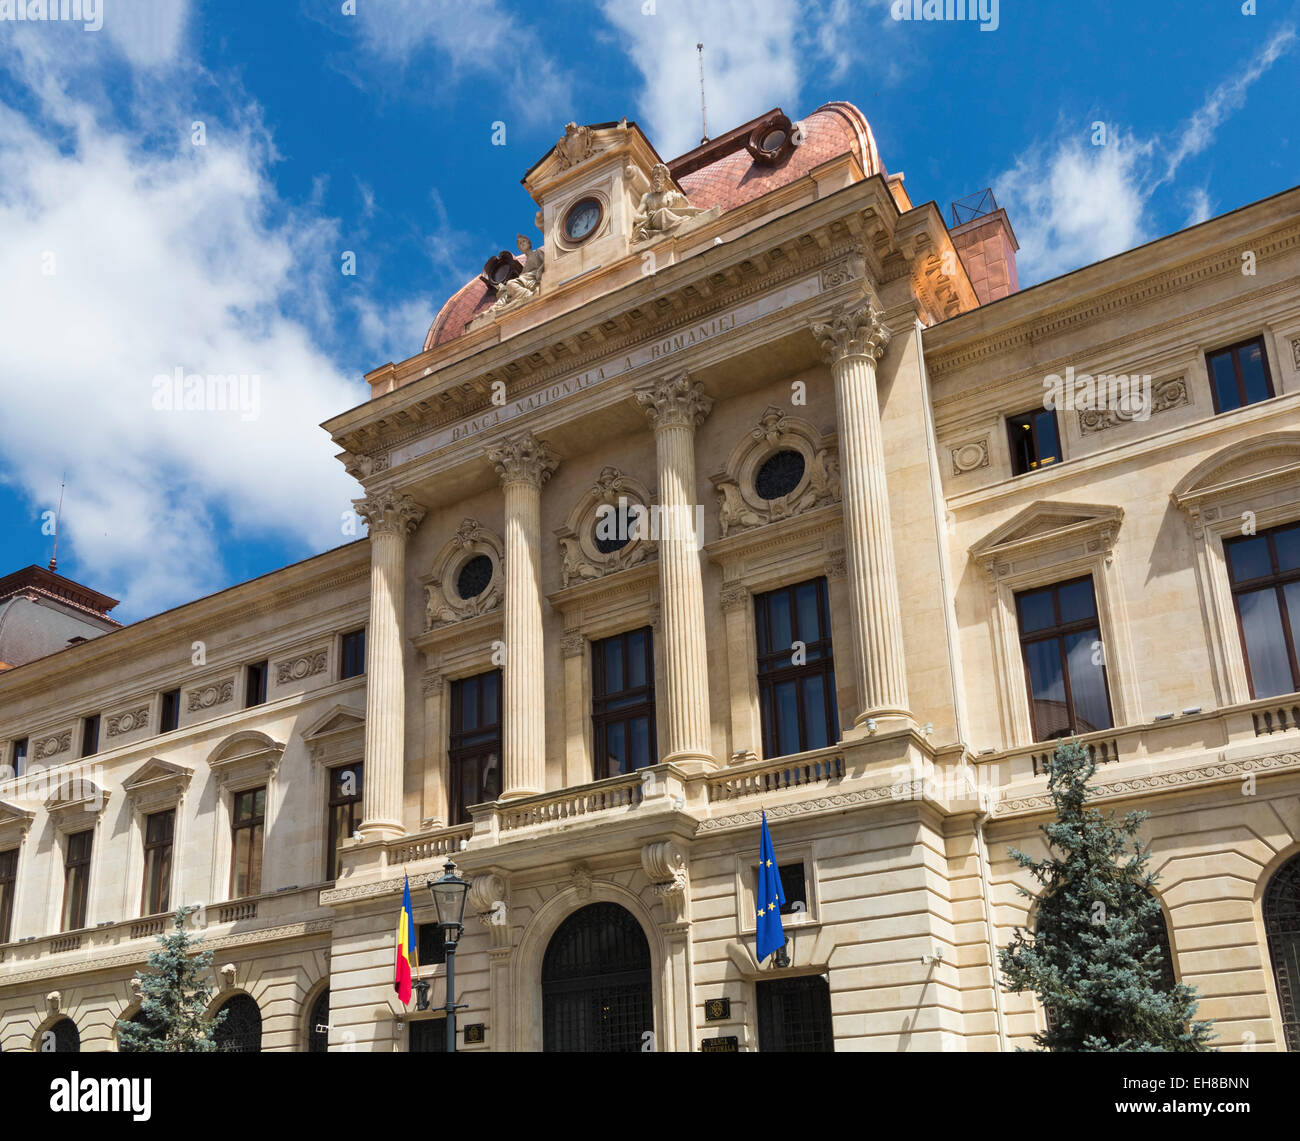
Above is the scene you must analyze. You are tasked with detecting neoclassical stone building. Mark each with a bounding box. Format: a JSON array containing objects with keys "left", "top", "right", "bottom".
[{"left": 2, "top": 103, "right": 1300, "bottom": 1052}]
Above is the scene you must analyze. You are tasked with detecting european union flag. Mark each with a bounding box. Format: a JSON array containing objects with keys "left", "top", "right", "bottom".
[{"left": 755, "top": 810, "right": 786, "bottom": 963}]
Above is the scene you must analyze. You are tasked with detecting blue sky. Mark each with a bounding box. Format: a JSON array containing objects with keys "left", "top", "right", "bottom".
[{"left": 0, "top": 0, "right": 1296, "bottom": 622}]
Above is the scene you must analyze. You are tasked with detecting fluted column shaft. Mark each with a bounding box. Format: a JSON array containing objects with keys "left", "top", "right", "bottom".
[
  {"left": 355, "top": 491, "right": 426, "bottom": 840},
  {"left": 487, "top": 431, "right": 558, "bottom": 799},
  {"left": 635, "top": 372, "right": 714, "bottom": 767},
  {"left": 813, "top": 303, "right": 911, "bottom": 723}
]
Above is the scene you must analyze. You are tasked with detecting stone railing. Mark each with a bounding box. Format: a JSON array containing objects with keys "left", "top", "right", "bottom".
[
  {"left": 707, "top": 748, "right": 845, "bottom": 803},
  {"left": 388, "top": 824, "right": 473, "bottom": 866},
  {"left": 494, "top": 772, "right": 645, "bottom": 834},
  {"left": 128, "top": 917, "right": 167, "bottom": 940},
  {"left": 217, "top": 901, "right": 258, "bottom": 924},
  {"left": 1030, "top": 737, "right": 1121, "bottom": 777}
]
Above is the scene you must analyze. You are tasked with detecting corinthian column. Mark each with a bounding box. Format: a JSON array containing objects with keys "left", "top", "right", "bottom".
[
  {"left": 634, "top": 372, "right": 715, "bottom": 770},
  {"left": 355, "top": 489, "right": 426, "bottom": 840},
  {"left": 812, "top": 302, "right": 911, "bottom": 726},
  {"left": 486, "top": 430, "right": 559, "bottom": 799}
]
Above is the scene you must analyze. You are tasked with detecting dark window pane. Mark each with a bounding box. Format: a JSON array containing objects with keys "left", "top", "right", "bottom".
[
  {"left": 1209, "top": 350, "right": 1240, "bottom": 411},
  {"left": 1239, "top": 587, "right": 1295, "bottom": 699},
  {"left": 1274, "top": 526, "right": 1300, "bottom": 573},
  {"left": 1017, "top": 589, "right": 1057, "bottom": 633},
  {"left": 755, "top": 450, "right": 805, "bottom": 501},
  {"left": 1240, "top": 342, "right": 1270, "bottom": 405},
  {"left": 1024, "top": 638, "right": 1070, "bottom": 739},
  {"left": 1227, "top": 536, "right": 1272, "bottom": 583},
  {"left": 795, "top": 581, "right": 820, "bottom": 641},
  {"left": 1032, "top": 409, "right": 1061, "bottom": 465},
  {"left": 801, "top": 674, "right": 830, "bottom": 751},
  {"left": 1057, "top": 579, "right": 1097, "bottom": 623},
  {"left": 1064, "top": 631, "right": 1112, "bottom": 733},
  {"left": 767, "top": 591, "right": 793, "bottom": 654},
  {"left": 774, "top": 681, "right": 799, "bottom": 757}
]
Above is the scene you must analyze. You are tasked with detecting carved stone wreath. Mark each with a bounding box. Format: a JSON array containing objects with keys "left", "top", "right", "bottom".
[
  {"left": 555, "top": 466, "right": 656, "bottom": 588},
  {"left": 421, "top": 518, "right": 505, "bottom": 630},
  {"left": 710, "top": 407, "right": 841, "bottom": 538}
]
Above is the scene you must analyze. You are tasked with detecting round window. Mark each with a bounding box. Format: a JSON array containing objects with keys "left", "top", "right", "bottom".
[
  {"left": 456, "top": 555, "right": 494, "bottom": 600},
  {"left": 754, "top": 449, "right": 806, "bottom": 501},
  {"left": 563, "top": 197, "right": 603, "bottom": 243},
  {"left": 761, "top": 128, "right": 788, "bottom": 152},
  {"left": 593, "top": 530, "right": 631, "bottom": 555}
]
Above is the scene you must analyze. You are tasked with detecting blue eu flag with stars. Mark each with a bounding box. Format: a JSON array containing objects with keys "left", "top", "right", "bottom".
[{"left": 755, "top": 810, "right": 786, "bottom": 963}]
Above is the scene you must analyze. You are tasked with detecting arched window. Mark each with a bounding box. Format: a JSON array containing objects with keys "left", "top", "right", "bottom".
[
  {"left": 542, "top": 902, "right": 652, "bottom": 1052},
  {"left": 42, "top": 1018, "right": 80, "bottom": 1053},
  {"left": 213, "top": 994, "right": 262, "bottom": 1053},
  {"left": 1264, "top": 853, "right": 1300, "bottom": 1051},
  {"left": 308, "top": 989, "right": 330, "bottom": 1053}
]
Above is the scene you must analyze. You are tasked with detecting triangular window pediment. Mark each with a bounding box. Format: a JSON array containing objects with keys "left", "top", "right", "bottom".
[{"left": 971, "top": 501, "right": 1123, "bottom": 562}]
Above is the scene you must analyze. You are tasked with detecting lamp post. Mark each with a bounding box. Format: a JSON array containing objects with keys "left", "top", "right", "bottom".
[{"left": 427, "top": 860, "right": 470, "bottom": 1052}]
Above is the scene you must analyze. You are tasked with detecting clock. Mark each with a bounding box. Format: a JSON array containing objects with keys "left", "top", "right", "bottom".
[{"left": 563, "top": 197, "right": 603, "bottom": 243}]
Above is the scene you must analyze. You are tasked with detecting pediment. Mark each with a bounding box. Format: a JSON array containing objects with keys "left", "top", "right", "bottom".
[
  {"left": 301, "top": 705, "right": 365, "bottom": 742},
  {"left": 1171, "top": 433, "right": 1300, "bottom": 509},
  {"left": 206, "top": 730, "right": 285, "bottom": 768},
  {"left": 971, "top": 501, "right": 1124, "bottom": 561},
  {"left": 44, "top": 777, "right": 108, "bottom": 817},
  {"left": 0, "top": 797, "right": 35, "bottom": 829},
  {"left": 123, "top": 758, "right": 193, "bottom": 797}
]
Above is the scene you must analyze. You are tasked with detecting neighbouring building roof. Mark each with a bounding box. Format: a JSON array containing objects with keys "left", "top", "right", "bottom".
[{"left": 0, "top": 566, "right": 121, "bottom": 669}]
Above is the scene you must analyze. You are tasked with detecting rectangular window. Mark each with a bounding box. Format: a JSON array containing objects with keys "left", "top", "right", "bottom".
[
  {"left": 230, "top": 787, "right": 266, "bottom": 898},
  {"left": 591, "top": 627, "right": 657, "bottom": 779},
  {"left": 0, "top": 848, "right": 16, "bottom": 944},
  {"left": 340, "top": 629, "right": 366, "bottom": 680},
  {"left": 1016, "top": 577, "right": 1113, "bottom": 741},
  {"left": 417, "top": 921, "right": 447, "bottom": 967},
  {"left": 62, "top": 829, "right": 93, "bottom": 931},
  {"left": 140, "top": 810, "right": 174, "bottom": 916},
  {"left": 448, "top": 671, "right": 502, "bottom": 825},
  {"left": 754, "top": 578, "right": 838, "bottom": 759},
  {"left": 752, "top": 861, "right": 808, "bottom": 916},
  {"left": 326, "top": 763, "right": 363, "bottom": 880},
  {"left": 1207, "top": 336, "right": 1273, "bottom": 414},
  {"left": 245, "top": 662, "right": 268, "bottom": 708},
  {"left": 1225, "top": 521, "right": 1300, "bottom": 699},
  {"left": 756, "top": 976, "right": 834, "bottom": 1052},
  {"left": 159, "top": 689, "right": 180, "bottom": 733},
  {"left": 1007, "top": 408, "right": 1062, "bottom": 476},
  {"left": 10, "top": 737, "right": 27, "bottom": 778},
  {"left": 81, "top": 714, "right": 100, "bottom": 758}
]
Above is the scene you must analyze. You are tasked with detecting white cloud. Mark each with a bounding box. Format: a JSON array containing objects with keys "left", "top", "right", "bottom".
[
  {"left": 994, "top": 130, "right": 1151, "bottom": 285},
  {"left": 598, "top": 0, "right": 885, "bottom": 158},
  {"left": 99, "top": 0, "right": 191, "bottom": 67},
  {"left": 1183, "top": 187, "right": 1213, "bottom": 229},
  {"left": 350, "top": 0, "right": 570, "bottom": 123},
  {"left": 0, "top": 46, "right": 365, "bottom": 620}
]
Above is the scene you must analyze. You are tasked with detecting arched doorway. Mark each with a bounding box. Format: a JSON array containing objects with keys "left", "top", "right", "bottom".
[
  {"left": 40, "top": 1018, "right": 79, "bottom": 1053},
  {"left": 213, "top": 993, "right": 262, "bottom": 1053},
  {"left": 542, "top": 902, "right": 652, "bottom": 1052},
  {"left": 1264, "top": 852, "right": 1300, "bottom": 1051},
  {"left": 307, "top": 989, "right": 330, "bottom": 1053}
]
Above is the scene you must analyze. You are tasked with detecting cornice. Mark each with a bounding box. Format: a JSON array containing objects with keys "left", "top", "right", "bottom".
[{"left": 925, "top": 217, "right": 1300, "bottom": 381}]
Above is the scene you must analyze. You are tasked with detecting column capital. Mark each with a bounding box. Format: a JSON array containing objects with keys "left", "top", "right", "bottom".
[
  {"left": 353, "top": 489, "right": 426, "bottom": 536},
  {"left": 486, "top": 430, "right": 560, "bottom": 487},
  {"left": 812, "top": 302, "right": 891, "bottom": 366},
  {"left": 634, "top": 371, "right": 713, "bottom": 432}
]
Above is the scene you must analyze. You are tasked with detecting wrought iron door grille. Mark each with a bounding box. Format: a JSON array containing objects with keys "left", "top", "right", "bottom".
[
  {"left": 1265, "top": 854, "right": 1300, "bottom": 1051},
  {"left": 214, "top": 994, "right": 262, "bottom": 1053},
  {"left": 755, "top": 975, "right": 834, "bottom": 1052}
]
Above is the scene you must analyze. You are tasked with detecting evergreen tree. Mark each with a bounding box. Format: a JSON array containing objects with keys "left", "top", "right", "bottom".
[
  {"left": 116, "top": 907, "right": 227, "bottom": 1052},
  {"left": 999, "top": 739, "right": 1215, "bottom": 1051}
]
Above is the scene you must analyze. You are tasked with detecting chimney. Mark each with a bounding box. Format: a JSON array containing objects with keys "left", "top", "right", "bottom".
[{"left": 949, "top": 189, "right": 1019, "bottom": 305}]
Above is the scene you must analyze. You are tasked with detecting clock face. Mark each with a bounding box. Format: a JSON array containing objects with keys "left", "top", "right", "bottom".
[{"left": 564, "top": 198, "right": 602, "bottom": 242}]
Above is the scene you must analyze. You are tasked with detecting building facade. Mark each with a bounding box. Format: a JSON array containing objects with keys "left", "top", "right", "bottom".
[{"left": 2, "top": 103, "right": 1300, "bottom": 1052}]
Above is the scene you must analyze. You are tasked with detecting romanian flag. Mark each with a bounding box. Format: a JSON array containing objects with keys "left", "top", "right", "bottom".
[{"left": 394, "top": 875, "right": 418, "bottom": 1006}]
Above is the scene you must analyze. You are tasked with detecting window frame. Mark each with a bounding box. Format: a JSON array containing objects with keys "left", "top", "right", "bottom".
[
  {"left": 140, "top": 808, "right": 175, "bottom": 917},
  {"left": 590, "top": 627, "right": 657, "bottom": 779},
  {"left": 1006, "top": 407, "right": 1063, "bottom": 477},
  {"left": 229, "top": 785, "right": 266, "bottom": 899},
  {"left": 339, "top": 628, "right": 366, "bottom": 681},
  {"left": 10, "top": 736, "right": 27, "bottom": 778},
  {"left": 325, "top": 761, "right": 363, "bottom": 881},
  {"left": 1223, "top": 522, "right": 1300, "bottom": 699},
  {"left": 753, "top": 577, "right": 839, "bottom": 759},
  {"left": 159, "top": 690, "right": 180, "bottom": 734},
  {"left": 62, "top": 828, "right": 93, "bottom": 932},
  {"left": 0, "top": 846, "right": 16, "bottom": 944},
  {"left": 447, "top": 670, "right": 503, "bottom": 825},
  {"left": 1014, "top": 575, "right": 1115, "bottom": 742},
  {"left": 1206, "top": 335, "right": 1275, "bottom": 415},
  {"left": 81, "top": 714, "right": 100, "bottom": 758},
  {"left": 244, "top": 661, "right": 269, "bottom": 709}
]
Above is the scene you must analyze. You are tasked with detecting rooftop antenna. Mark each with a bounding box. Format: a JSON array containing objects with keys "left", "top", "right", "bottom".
[
  {"left": 49, "top": 475, "right": 65, "bottom": 573},
  {"left": 696, "top": 42, "right": 709, "bottom": 145}
]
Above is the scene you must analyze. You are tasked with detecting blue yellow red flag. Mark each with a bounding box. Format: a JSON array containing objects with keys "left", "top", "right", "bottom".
[
  {"left": 755, "top": 810, "right": 786, "bottom": 963},
  {"left": 394, "top": 874, "right": 418, "bottom": 1005}
]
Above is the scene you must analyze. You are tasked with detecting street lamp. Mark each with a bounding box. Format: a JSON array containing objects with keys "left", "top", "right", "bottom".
[{"left": 427, "top": 860, "right": 470, "bottom": 1052}]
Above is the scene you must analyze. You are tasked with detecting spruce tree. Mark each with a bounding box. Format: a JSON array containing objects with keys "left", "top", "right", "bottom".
[
  {"left": 116, "top": 907, "right": 227, "bottom": 1052},
  {"left": 999, "top": 739, "right": 1215, "bottom": 1051}
]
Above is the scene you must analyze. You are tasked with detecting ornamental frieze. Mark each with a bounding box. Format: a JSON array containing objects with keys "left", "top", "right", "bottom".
[
  {"left": 275, "top": 650, "right": 328, "bottom": 685},
  {"left": 187, "top": 678, "right": 234, "bottom": 713},
  {"left": 1078, "top": 375, "right": 1190, "bottom": 434},
  {"left": 106, "top": 707, "right": 150, "bottom": 737},
  {"left": 34, "top": 731, "right": 72, "bottom": 760}
]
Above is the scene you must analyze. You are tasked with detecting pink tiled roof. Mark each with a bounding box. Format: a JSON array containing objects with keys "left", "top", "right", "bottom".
[{"left": 422, "top": 102, "right": 883, "bottom": 352}]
